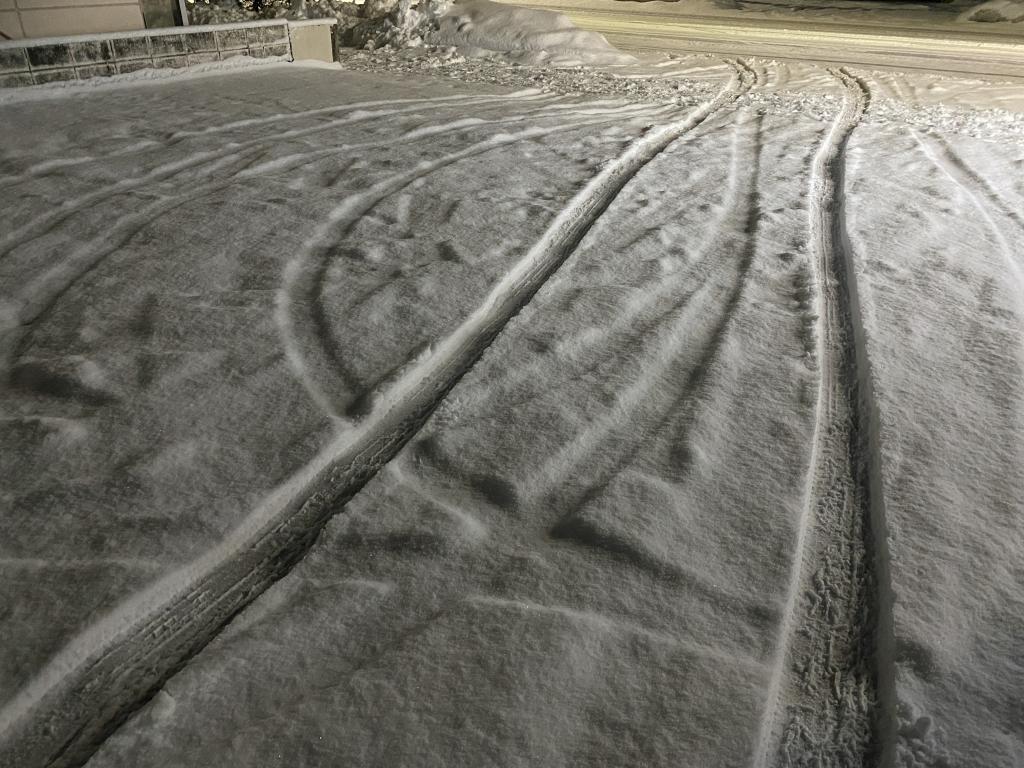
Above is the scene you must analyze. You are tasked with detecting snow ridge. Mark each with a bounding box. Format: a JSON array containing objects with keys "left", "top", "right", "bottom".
[
  {"left": 0, "top": 64, "right": 753, "bottom": 768},
  {"left": 755, "top": 68, "right": 897, "bottom": 768}
]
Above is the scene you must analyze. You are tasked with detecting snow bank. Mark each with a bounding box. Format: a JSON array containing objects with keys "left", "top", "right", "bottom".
[
  {"left": 959, "top": 0, "right": 1024, "bottom": 22},
  {"left": 428, "top": 0, "right": 635, "bottom": 66},
  {"left": 351, "top": 0, "right": 635, "bottom": 67}
]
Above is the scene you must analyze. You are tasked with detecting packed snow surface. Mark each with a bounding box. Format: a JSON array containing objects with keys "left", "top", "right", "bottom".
[{"left": 0, "top": 52, "right": 1023, "bottom": 768}]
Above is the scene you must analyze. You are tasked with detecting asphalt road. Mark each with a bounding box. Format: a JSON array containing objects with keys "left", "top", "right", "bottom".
[{"left": 506, "top": 0, "right": 1024, "bottom": 78}]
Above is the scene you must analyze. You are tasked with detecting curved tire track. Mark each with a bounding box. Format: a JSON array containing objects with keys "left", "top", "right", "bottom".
[
  {"left": 0, "top": 102, "right": 635, "bottom": 384},
  {"left": 237, "top": 98, "right": 635, "bottom": 180},
  {"left": 279, "top": 102, "right": 673, "bottom": 421},
  {"left": 755, "top": 68, "right": 896, "bottom": 768},
  {"left": 0, "top": 92, "right": 554, "bottom": 260},
  {"left": 535, "top": 107, "right": 763, "bottom": 505},
  {"left": 912, "top": 131, "right": 1024, "bottom": 295},
  {"left": 541, "top": 108, "right": 769, "bottom": 624},
  {"left": 0, "top": 64, "right": 751, "bottom": 768},
  {"left": 0, "top": 93, "right": 524, "bottom": 186},
  {"left": 0, "top": 91, "right": 551, "bottom": 189}
]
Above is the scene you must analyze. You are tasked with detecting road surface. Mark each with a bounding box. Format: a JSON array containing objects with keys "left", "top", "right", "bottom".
[{"left": 503, "top": 0, "right": 1024, "bottom": 78}]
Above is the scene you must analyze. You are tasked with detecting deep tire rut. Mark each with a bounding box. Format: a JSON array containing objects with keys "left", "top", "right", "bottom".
[
  {"left": 0, "top": 64, "right": 754, "bottom": 768},
  {"left": 755, "top": 68, "right": 896, "bottom": 768}
]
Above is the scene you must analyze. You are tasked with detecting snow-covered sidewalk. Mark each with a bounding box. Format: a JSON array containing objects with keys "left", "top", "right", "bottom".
[{"left": 1, "top": 58, "right": 1022, "bottom": 768}]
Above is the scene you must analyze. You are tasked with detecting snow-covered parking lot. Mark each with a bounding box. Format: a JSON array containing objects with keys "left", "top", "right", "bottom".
[{"left": 1, "top": 56, "right": 1023, "bottom": 767}]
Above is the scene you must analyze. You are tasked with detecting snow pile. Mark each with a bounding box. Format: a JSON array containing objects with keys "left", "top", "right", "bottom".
[
  {"left": 427, "top": 0, "right": 635, "bottom": 66},
  {"left": 959, "top": 0, "right": 1024, "bottom": 22},
  {"left": 182, "top": 0, "right": 631, "bottom": 68},
  {"left": 350, "top": 0, "right": 636, "bottom": 67}
]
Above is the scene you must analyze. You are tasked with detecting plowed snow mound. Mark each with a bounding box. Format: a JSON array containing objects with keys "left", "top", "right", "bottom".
[{"left": 428, "top": 0, "right": 636, "bottom": 65}]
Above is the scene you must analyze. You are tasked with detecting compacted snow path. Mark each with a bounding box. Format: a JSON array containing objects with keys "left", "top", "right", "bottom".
[
  {"left": 757, "top": 68, "right": 895, "bottom": 768},
  {"left": 1, "top": 57, "right": 1023, "bottom": 768}
]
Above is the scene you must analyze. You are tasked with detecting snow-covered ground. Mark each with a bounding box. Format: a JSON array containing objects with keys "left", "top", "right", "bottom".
[
  {"left": 1, "top": 47, "right": 1023, "bottom": 768},
  {"left": 506, "top": 0, "right": 1022, "bottom": 28}
]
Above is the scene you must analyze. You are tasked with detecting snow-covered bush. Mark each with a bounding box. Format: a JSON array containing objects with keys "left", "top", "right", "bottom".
[
  {"left": 186, "top": 0, "right": 258, "bottom": 24},
  {"left": 185, "top": 0, "right": 364, "bottom": 25},
  {"left": 345, "top": 0, "right": 453, "bottom": 50},
  {"left": 184, "top": 0, "right": 439, "bottom": 54}
]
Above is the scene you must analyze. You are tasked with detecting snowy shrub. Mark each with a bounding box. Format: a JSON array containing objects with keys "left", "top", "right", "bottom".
[
  {"left": 185, "top": 0, "right": 363, "bottom": 25},
  {"left": 186, "top": 0, "right": 257, "bottom": 24},
  {"left": 183, "top": 0, "right": 441, "bottom": 56}
]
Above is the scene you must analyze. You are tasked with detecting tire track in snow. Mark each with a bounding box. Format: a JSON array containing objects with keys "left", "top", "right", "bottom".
[
  {"left": 533, "top": 106, "right": 761, "bottom": 503},
  {"left": 236, "top": 98, "right": 635, "bottom": 180},
  {"left": 529, "top": 108, "right": 768, "bottom": 624},
  {"left": 0, "top": 103, "right": 635, "bottom": 384},
  {"left": 0, "top": 150, "right": 268, "bottom": 379},
  {"left": 280, "top": 102, "right": 674, "bottom": 421},
  {"left": 912, "top": 131, "right": 1024, "bottom": 292},
  {"left": 755, "top": 68, "right": 896, "bottom": 768},
  {"left": 0, "top": 91, "right": 547, "bottom": 188},
  {"left": 0, "top": 65, "right": 751, "bottom": 768},
  {"left": 474, "top": 157, "right": 728, "bottom": 419},
  {"left": 0, "top": 92, "right": 554, "bottom": 259}
]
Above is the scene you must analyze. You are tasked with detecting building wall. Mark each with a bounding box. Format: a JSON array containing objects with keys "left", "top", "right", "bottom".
[{"left": 1, "top": 0, "right": 147, "bottom": 41}]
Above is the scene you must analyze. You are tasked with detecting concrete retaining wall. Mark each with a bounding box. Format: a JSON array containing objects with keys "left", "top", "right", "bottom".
[
  {"left": 0, "top": 18, "right": 335, "bottom": 87},
  {"left": 289, "top": 18, "right": 335, "bottom": 63}
]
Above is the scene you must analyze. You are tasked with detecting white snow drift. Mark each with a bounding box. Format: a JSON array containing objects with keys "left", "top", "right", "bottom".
[{"left": 428, "top": 0, "right": 636, "bottom": 66}]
